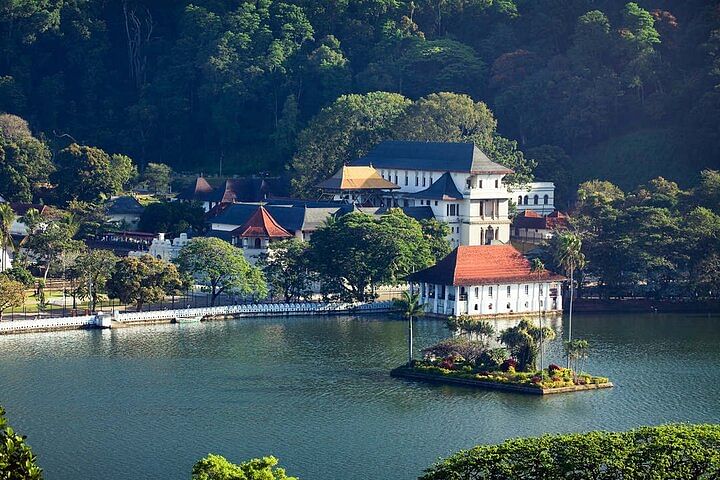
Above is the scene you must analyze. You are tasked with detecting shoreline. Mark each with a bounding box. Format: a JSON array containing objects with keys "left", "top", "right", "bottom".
[
  {"left": 0, "top": 302, "right": 396, "bottom": 335},
  {"left": 391, "top": 366, "right": 614, "bottom": 395}
]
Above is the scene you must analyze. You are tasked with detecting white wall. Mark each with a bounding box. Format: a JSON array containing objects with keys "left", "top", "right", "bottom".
[{"left": 418, "top": 281, "right": 562, "bottom": 317}]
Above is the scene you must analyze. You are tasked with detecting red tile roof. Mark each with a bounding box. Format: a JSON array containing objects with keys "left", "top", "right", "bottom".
[
  {"left": 231, "top": 206, "right": 292, "bottom": 239},
  {"left": 513, "top": 210, "right": 569, "bottom": 230},
  {"left": 408, "top": 245, "right": 564, "bottom": 286}
]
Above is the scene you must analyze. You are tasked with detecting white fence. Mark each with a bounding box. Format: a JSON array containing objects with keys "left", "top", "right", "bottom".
[
  {"left": 0, "top": 301, "right": 395, "bottom": 334},
  {"left": 0, "top": 315, "right": 96, "bottom": 334}
]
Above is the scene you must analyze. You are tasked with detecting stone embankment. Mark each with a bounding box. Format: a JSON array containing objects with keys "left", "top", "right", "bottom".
[{"left": 0, "top": 301, "right": 395, "bottom": 335}]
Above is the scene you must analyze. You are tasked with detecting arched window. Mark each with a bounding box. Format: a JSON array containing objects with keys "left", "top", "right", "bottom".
[
  {"left": 518, "top": 196, "right": 522, "bottom": 204},
  {"left": 543, "top": 194, "right": 549, "bottom": 205},
  {"left": 533, "top": 194, "right": 539, "bottom": 205},
  {"left": 523, "top": 195, "right": 529, "bottom": 205},
  {"left": 254, "top": 238, "right": 262, "bottom": 249}
]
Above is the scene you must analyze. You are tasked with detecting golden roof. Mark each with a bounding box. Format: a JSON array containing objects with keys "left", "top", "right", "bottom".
[{"left": 316, "top": 165, "right": 400, "bottom": 191}]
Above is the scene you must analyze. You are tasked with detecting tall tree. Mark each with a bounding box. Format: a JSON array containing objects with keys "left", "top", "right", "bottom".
[
  {"left": 24, "top": 215, "right": 85, "bottom": 282},
  {"left": 259, "top": 238, "right": 315, "bottom": 302},
  {"left": 176, "top": 238, "right": 267, "bottom": 306},
  {"left": 107, "top": 255, "right": 183, "bottom": 311},
  {"left": 73, "top": 249, "right": 118, "bottom": 311},
  {"left": 0, "top": 275, "right": 25, "bottom": 320},
  {"left": 0, "top": 114, "right": 53, "bottom": 202},
  {"left": 51, "top": 144, "right": 136, "bottom": 204},
  {"left": 309, "top": 210, "right": 433, "bottom": 302},
  {"left": 0, "top": 202, "right": 15, "bottom": 272},
  {"left": 553, "top": 231, "right": 585, "bottom": 345},
  {"left": 394, "top": 290, "right": 424, "bottom": 365},
  {"left": 290, "top": 91, "right": 411, "bottom": 197},
  {"left": 140, "top": 163, "right": 172, "bottom": 194}
]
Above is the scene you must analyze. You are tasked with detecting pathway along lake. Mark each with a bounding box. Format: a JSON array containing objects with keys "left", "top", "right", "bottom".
[{"left": 1, "top": 313, "right": 719, "bottom": 480}]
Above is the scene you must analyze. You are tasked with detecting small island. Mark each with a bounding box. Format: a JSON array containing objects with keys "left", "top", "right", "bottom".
[
  {"left": 391, "top": 361, "right": 612, "bottom": 395},
  {"left": 391, "top": 305, "right": 612, "bottom": 395}
]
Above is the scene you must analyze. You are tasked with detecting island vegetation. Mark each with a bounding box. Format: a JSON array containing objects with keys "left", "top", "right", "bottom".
[{"left": 392, "top": 315, "right": 609, "bottom": 394}]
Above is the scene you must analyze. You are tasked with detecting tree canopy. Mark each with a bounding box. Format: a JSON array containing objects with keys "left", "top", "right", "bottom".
[
  {"left": 1, "top": 0, "right": 716, "bottom": 202},
  {"left": 176, "top": 237, "right": 267, "bottom": 305},
  {"left": 308, "top": 209, "right": 434, "bottom": 302},
  {"left": 106, "top": 255, "right": 183, "bottom": 311}
]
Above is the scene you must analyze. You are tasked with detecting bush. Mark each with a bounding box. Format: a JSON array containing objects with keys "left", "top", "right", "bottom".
[
  {"left": 0, "top": 406, "right": 43, "bottom": 480},
  {"left": 421, "top": 424, "right": 720, "bottom": 480},
  {"left": 500, "top": 359, "right": 518, "bottom": 372},
  {"left": 192, "top": 454, "right": 296, "bottom": 480}
]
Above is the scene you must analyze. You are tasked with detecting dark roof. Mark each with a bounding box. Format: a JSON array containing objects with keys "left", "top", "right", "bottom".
[
  {"left": 375, "top": 206, "right": 436, "bottom": 221},
  {"left": 405, "top": 172, "right": 464, "bottom": 200},
  {"left": 10, "top": 203, "right": 47, "bottom": 217},
  {"left": 106, "top": 196, "right": 145, "bottom": 215},
  {"left": 206, "top": 229, "right": 234, "bottom": 243},
  {"left": 208, "top": 202, "right": 342, "bottom": 233},
  {"left": 209, "top": 203, "right": 263, "bottom": 226},
  {"left": 408, "top": 245, "right": 565, "bottom": 286},
  {"left": 351, "top": 141, "right": 514, "bottom": 174},
  {"left": 216, "top": 178, "right": 272, "bottom": 203},
  {"left": 400, "top": 206, "right": 436, "bottom": 221},
  {"left": 176, "top": 177, "right": 216, "bottom": 202}
]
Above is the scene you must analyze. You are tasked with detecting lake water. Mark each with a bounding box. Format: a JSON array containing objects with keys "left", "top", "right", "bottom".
[{"left": 1, "top": 313, "right": 719, "bottom": 480}]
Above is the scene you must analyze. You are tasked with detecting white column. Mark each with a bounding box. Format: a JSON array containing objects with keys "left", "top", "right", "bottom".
[
  {"left": 455, "top": 285, "right": 460, "bottom": 316},
  {"left": 433, "top": 284, "right": 439, "bottom": 314}
]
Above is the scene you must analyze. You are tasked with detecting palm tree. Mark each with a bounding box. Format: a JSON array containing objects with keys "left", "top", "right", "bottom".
[
  {"left": 394, "top": 290, "right": 424, "bottom": 365},
  {"left": 554, "top": 232, "right": 586, "bottom": 346},
  {"left": 564, "top": 339, "right": 590, "bottom": 380},
  {"left": 0, "top": 203, "right": 15, "bottom": 272},
  {"left": 530, "top": 258, "right": 545, "bottom": 371},
  {"left": 500, "top": 319, "right": 555, "bottom": 372}
]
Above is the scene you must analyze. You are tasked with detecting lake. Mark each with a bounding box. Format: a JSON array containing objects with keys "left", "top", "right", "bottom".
[{"left": 0, "top": 313, "right": 718, "bottom": 480}]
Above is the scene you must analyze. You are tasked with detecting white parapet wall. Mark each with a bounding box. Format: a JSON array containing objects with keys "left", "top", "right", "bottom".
[
  {"left": 0, "top": 315, "right": 96, "bottom": 334},
  {"left": 0, "top": 301, "right": 396, "bottom": 335}
]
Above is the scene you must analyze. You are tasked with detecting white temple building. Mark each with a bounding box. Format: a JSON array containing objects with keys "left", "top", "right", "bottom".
[
  {"left": 351, "top": 141, "right": 515, "bottom": 246},
  {"left": 408, "top": 244, "right": 564, "bottom": 318}
]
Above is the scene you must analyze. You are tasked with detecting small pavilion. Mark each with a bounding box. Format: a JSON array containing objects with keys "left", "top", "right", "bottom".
[
  {"left": 407, "top": 244, "right": 565, "bottom": 318},
  {"left": 230, "top": 205, "right": 293, "bottom": 255}
]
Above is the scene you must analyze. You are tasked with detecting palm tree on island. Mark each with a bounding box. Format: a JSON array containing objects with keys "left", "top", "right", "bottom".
[
  {"left": 554, "top": 231, "right": 586, "bottom": 344},
  {"left": 530, "top": 258, "right": 546, "bottom": 372},
  {"left": 395, "top": 290, "right": 424, "bottom": 366}
]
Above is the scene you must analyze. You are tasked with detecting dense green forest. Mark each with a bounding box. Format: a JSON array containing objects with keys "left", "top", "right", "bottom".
[{"left": 1, "top": 0, "right": 719, "bottom": 198}]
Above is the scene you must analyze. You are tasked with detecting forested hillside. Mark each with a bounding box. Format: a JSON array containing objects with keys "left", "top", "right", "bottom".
[{"left": 1, "top": 0, "right": 718, "bottom": 199}]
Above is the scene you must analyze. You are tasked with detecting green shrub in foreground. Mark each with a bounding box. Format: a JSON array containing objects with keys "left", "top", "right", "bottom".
[
  {"left": 0, "top": 406, "right": 42, "bottom": 480},
  {"left": 191, "top": 454, "right": 296, "bottom": 480},
  {"left": 421, "top": 424, "right": 720, "bottom": 480}
]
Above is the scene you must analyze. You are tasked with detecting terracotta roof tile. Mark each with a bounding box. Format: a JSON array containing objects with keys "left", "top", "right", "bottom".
[
  {"left": 408, "top": 245, "right": 564, "bottom": 286},
  {"left": 231, "top": 206, "right": 292, "bottom": 239}
]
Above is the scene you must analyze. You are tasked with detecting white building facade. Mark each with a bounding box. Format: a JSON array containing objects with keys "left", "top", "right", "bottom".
[
  {"left": 408, "top": 245, "right": 564, "bottom": 318},
  {"left": 352, "top": 141, "right": 515, "bottom": 246},
  {"left": 512, "top": 182, "right": 555, "bottom": 215}
]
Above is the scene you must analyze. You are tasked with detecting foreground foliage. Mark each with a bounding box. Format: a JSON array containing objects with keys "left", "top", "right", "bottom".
[
  {"left": 0, "top": 406, "right": 42, "bottom": 480},
  {"left": 422, "top": 424, "right": 720, "bottom": 480},
  {"left": 191, "top": 454, "right": 296, "bottom": 480}
]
